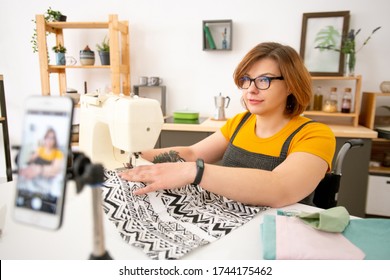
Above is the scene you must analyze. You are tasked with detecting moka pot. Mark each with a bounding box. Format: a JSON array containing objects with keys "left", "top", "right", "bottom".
[{"left": 214, "top": 94, "right": 230, "bottom": 120}]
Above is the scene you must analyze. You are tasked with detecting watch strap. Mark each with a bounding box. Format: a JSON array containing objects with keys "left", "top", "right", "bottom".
[{"left": 192, "top": 158, "right": 204, "bottom": 185}]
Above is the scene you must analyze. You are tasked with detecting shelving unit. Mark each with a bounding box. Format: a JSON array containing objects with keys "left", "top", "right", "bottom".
[
  {"left": 35, "top": 14, "right": 130, "bottom": 96},
  {"left": 359, "top": 91, "right": 390, "bottom": 175},
  {"left": 0, "top": 75, "right": 12, "bottom": 182},
  {"left": 202, "top": 19, "right": 232, "bottom": 51},
  {"left": 359, "top": 92, "right": 390, "bottom": 129},
  {"left": 304, "top": 75, "right": 362, "bottom": 126}
]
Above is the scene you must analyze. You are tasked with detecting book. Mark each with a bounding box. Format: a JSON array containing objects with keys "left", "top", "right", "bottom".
[{"left": 204, "top": 25, "right": 216, "bottom": 49}]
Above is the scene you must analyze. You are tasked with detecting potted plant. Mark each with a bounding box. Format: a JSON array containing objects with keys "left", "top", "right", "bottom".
[
  {"left": 79, "top": 45, "right": 95, "bottom": 66},
  {"left": 31, "top": 7, "right": 66, "bottom": 53},
  {"left": 96, "top": 36, "right": 110, "bottom": 65},
  {"left": 52, "top": 44, "right": 67, "bottom": 65},
  {"left": 45, "top": 7, "right": 67, "bottom": 22},
  {"left": 315, "top": 26, "right": 381, "bottom": 76}
]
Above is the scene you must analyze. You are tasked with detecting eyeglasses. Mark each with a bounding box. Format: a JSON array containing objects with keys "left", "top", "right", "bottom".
[{"left": 238, "top": 76, "right": 284, "bottom": 90}]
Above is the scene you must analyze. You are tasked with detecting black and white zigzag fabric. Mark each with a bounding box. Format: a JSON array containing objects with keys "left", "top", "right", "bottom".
[{"left": 101, "top": 169, "right": 268, "bottom": 260}]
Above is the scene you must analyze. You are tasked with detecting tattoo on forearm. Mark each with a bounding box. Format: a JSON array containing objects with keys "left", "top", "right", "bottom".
[{"left": 153, "top": 150, "right": 184, "bottom": 163}]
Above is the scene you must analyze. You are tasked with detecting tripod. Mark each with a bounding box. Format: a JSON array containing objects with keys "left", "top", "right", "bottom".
[{"left": 14, "top": 147, "right": 112, "bottom": 260}]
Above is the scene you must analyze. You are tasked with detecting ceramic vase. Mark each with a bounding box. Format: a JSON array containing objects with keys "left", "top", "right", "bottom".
[{"left": 80, "top": 50, "right": 95, "bottom": 66}]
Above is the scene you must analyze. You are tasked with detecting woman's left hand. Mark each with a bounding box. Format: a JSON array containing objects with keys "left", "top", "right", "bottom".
[{"left": 118, "top": 162, "right": 196, "bottom": 195}]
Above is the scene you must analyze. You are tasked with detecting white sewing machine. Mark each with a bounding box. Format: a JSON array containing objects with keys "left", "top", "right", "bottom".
[{"left": 78, "top": 93, "right": 164, "bottom": 169}]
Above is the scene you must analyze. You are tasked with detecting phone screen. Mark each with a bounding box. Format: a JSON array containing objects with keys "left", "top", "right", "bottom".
[{"left": 14, "top": 96, "right": 73, "bottom": 229}]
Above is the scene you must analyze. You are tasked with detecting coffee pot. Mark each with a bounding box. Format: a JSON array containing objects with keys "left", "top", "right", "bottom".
[{"left": 213, "top": 93, "right": 230, "bottom": 120}]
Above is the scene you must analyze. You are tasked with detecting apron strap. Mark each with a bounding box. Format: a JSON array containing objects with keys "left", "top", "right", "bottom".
[
  {"left": 230, "top": 111, "right": 252, "bottom": 143},
  {"left": 279, "top": 120, "right": 316, "bottom": 158}
]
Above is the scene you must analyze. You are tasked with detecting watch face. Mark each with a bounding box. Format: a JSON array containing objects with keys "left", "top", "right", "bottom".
[{"left": 197, "top": 159, "right": 204, "bottom": 168}]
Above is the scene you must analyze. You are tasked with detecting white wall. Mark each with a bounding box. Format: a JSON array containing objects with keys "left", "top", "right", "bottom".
[{"left": 0, "top": 0, "right": 389, "bottom": 149}]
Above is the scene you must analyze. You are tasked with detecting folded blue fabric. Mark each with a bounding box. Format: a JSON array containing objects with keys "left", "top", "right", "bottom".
[
  {"left": 261, "top": 215, "right": 276, "bottom": 260},
  {"left": 342, "top": 218, "right": 390, "bottom": 260}
]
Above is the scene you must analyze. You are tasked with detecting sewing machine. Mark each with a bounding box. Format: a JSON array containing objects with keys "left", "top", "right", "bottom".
[{"left": 78, "top": 93, "right": 164, "bottom": 169}]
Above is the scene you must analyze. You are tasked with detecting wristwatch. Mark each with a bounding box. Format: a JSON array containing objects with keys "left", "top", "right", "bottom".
[{"left": 192, "top": 158, "right": 204, "bottom": 185}]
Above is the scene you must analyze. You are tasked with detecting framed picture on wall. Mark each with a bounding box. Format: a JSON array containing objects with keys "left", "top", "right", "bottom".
[{"left": 300, "top": 11, "right": 350, "bottom": 76}]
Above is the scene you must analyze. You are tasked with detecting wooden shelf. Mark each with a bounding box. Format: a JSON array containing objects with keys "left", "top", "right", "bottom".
[
  {"left": 202, "top": 19, "right": 232, "bottom": 51},
  {"left": 46, "top": 22, "right": 109, "bottom": 29},
  {"left": 36, "top": 14, "right": 130, "bottom": 96},
  {"left": 304, "top": 75, "right": 362, "bottom": 126},
  {"left": 359, "top": 92, "right": 390, "bottom": 129},
  {"left": 304, "top": 111, "right": 357, "bottom": 117},
  {"left": 369, "top": 166, "right": 390, "bottom": 175}
]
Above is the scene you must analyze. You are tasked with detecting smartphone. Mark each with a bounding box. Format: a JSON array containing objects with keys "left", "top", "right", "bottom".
[{"left": 14, "top": 96, "right": 74, "bottom": 230}]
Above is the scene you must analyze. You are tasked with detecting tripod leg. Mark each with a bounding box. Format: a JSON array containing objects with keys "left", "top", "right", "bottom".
[{"left": 89, "top": 187, "right": 112, "bottom": 260}]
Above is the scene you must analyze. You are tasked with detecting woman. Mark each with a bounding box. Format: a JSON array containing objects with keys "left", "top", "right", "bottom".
[
  {"left": 20, "top": 127, "right": 64, "bottom": 179},
  {"left": 120, "top": 42, "right": 336, "bottom": 208}
]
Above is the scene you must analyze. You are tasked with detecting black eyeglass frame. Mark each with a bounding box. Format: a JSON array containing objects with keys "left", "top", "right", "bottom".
[{"left": 238, "top": 76, "right": 284, "bottom": 90}]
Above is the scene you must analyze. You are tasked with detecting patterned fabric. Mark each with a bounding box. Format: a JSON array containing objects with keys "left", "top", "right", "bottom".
[{"left": 101, "top": 169, "right": 267, "bottom": 260}]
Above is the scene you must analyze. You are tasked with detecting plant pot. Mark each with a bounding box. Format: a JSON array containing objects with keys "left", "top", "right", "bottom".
[
  {"left": 98, "top": 51, "right": 110, "bottom": 65},
  {"left": 80, "top": 50, "right": 95, "bottom": 66},
  {"left": 55, "top": 53, "right": 66, "bottom": 65},
  {"left": 58, "top": 15, "right": 67, "bottom": 22}
]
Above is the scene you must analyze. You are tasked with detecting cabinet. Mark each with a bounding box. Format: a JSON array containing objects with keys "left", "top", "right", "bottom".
[
  {"left": 202, "top": 20, "right": 232, "bottom": 51},
  {"left": 359, "top": 92, "right": 390, "bottom": 216},
  {"left": 359, "top": 91, "right": 390, "bottom": 175},
  {"left": 304, "top": 75, "right": 362, "bottom": 126},
  {"left": 35, "top": 14, "right": 130, "bottom": 96},
  {"left": 0, "top": 75, "right": 12, "bottom": 182}
]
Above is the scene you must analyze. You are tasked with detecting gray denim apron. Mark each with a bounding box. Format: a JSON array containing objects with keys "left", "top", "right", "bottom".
[{"left": 221, "top": 112, "right": 315, "bottom": 205}]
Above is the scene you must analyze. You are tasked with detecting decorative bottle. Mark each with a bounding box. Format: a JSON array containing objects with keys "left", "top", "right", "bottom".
[
  {"left": 313, "top": 86, "right": 323, "bottom": 111},
  {"left": 341, "top": 87, "right": 352, "bottom": 113}
]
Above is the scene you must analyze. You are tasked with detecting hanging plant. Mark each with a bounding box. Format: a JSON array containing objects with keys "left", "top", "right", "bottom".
[{"left": 31, "top": 7, "right": 67, "bottom": 53}]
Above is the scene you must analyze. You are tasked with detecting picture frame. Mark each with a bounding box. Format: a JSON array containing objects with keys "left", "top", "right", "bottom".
[{"left": 300, "top": 11, "right": 350, "bottom": 76}]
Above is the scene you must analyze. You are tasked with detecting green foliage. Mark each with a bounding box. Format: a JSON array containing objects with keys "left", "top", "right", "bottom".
[
  {"left": 44, "top": 7, "right": 64, "bottom": 21},
  {"left": 31, "top": 7, "right": 65, "bottom": 53},
  {"left": 96, "top": 36, "right": 110, "bottom": 52},
  {"left": 315, "top": 26, "right": 382, "bottom": 54},
  {"left": 314, "top": 26, "right": 341, "bottom": 51},
  {"left": 52, "top": 43, "right": 67, "bottom": 53}
]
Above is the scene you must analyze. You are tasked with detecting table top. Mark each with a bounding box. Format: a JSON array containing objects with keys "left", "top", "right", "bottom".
[
  {"left": 162, "top": 117, "right": 378, "bottom": 138},
  {"left": 0, "top": 180, "right": 319, "bottom": 260}
]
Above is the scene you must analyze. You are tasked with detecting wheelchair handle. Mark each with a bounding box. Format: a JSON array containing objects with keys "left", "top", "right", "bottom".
[
  {"left": 346, "top": 138, "right": 364, "bottom": 148},
  {"left": 333, "top": 138, "right": 364, "bottom": 174}
]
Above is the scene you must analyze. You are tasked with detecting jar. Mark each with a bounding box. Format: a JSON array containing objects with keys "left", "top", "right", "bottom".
[
  {"left": 313, "top": 86, "right": 323, "bottom": 111},
  {"left": 341, "top": 87, "right": 352, "bottom": 113},
  {"left": 323, "top": 87, "right": 338, "bottom": 113}
]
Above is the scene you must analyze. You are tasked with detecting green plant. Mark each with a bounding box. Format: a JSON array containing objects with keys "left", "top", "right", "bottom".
[
  {"left": 315, "top": 26, "right": 381, "bottom": 75},
  {"left": 315, "top": 26, "right": 381, "bottom": 55},
  {"left": 31, "top": 7, "right": 65, "bottom": 53},
  {"left": 96, "top": 36, "right": 110, "bottom": 52},
  {"left": 44, "top": 7, "right": 64, "bottom": 21},
  {"left": 52, "top": 44, "right": 67, "bottom": 53}
]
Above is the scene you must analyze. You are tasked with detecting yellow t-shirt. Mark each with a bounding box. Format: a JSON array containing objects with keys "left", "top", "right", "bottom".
[
  {"left": 36, "top": 147, "right": 64, "bottom": 162},
  {"left": 220, "top": 112, "right": 336, "bottom": 170}
]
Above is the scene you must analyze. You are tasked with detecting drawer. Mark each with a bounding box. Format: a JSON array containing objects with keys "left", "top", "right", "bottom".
[{"left": 366, "top": 175, "right": 390, "bottom": 216}]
